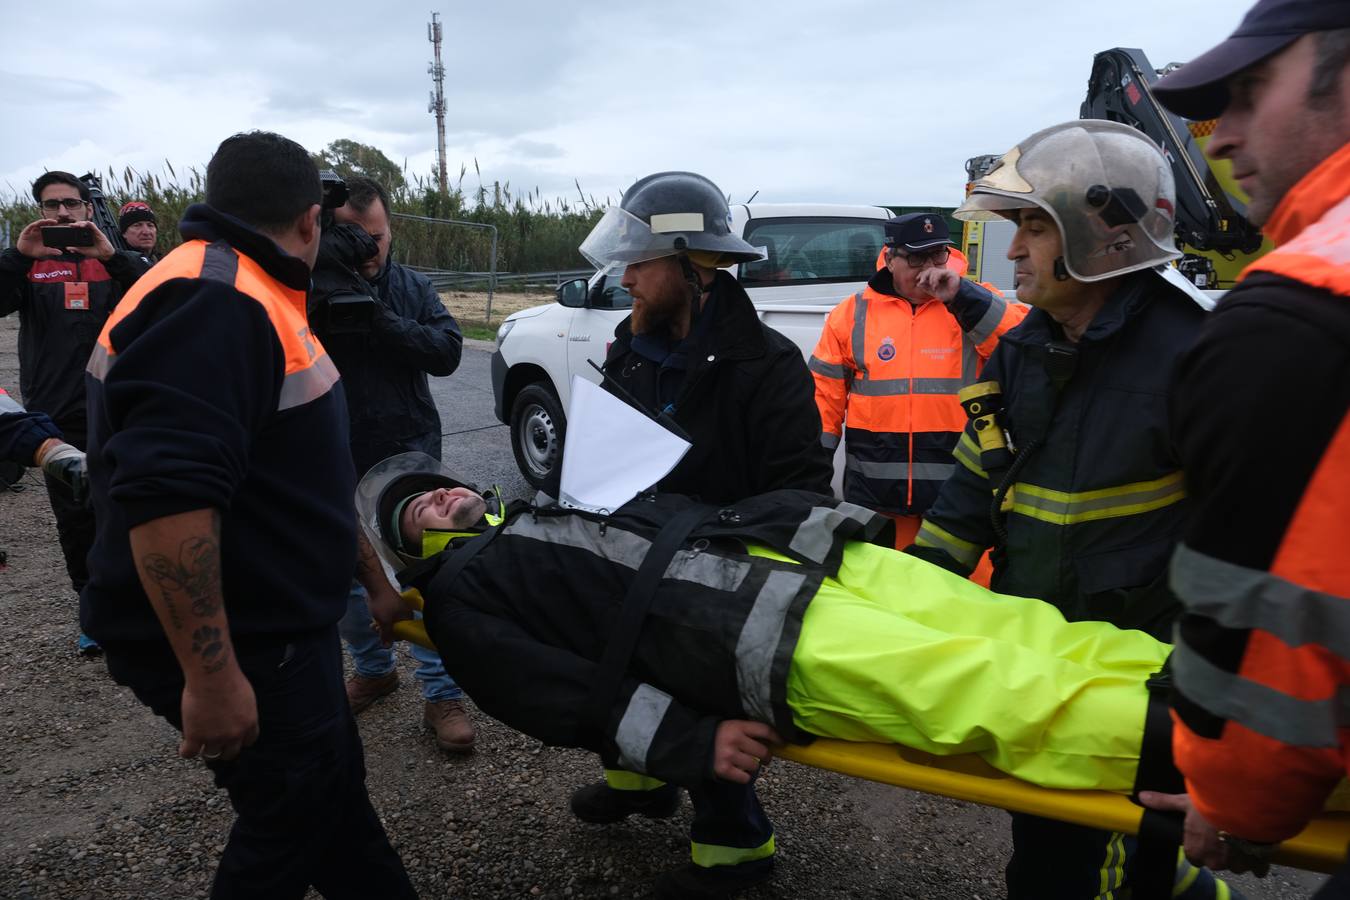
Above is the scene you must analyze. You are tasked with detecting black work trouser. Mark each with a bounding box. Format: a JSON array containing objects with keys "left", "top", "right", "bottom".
[
  {"left": 1317, "top": 860, "right": 1350, "bottom": 898},
  {"left": 687, "top": 774, "right": 775, "bottom": 866},
  {"left": 41, "top": 423, "right": 94, "bottom": 596},
  {"left": 1007, "top": 813, "right": 1125, "bottom": 899},
  {"left": 105, "top": 626, "right": 417, "bottom": 900}
]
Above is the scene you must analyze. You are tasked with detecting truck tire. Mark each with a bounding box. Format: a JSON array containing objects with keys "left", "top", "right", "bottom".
[{"left": 510, "top": 382, "right": 566, "bottom": 489}]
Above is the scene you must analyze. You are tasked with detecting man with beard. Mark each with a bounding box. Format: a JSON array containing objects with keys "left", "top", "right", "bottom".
[
  {"left": 310, "top": 175, "right": 473, "bottom": 753},
  {"left": 560, "top": 171, "right": 833, "bottom": 897}
]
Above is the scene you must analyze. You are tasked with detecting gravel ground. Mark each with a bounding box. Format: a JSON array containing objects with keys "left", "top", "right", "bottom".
[{"left": 0, "top": 314, "right": 1326, "bottom": 899}]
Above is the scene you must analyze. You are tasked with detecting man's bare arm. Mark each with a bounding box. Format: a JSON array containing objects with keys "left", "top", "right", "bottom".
[
  {"left": 129, "top": 508, "right": 258, "bottom": 761},
  {"left": 355, "top": 528, "right": 412, "bottom": 646}
]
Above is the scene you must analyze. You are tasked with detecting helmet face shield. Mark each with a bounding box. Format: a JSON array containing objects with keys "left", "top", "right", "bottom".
[
  {"left": 956, "top": 120, "right": 1181, "bottom": 282},
  {"left": 579, "top": 206, "right": 692, "bottom": 270}
]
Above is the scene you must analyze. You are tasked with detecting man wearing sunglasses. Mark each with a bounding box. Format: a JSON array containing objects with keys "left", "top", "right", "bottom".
[
  {"left": 0, "top": 170, "right": 149, "bottom": 655},
  {"left": 811, "top": 213, "right": 1026, "bottom": 551}
]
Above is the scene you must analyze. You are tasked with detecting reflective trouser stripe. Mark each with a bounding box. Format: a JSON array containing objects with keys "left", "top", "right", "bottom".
[
  {"left": 603, "top": 768, "right": 666, "bottom": 791},
  {"left": 913, "top": 520, "right": 983, "bottom": 571},
  {"left": 690, "top": 834, "right": 776, "bottom": 868},
  {"left": 1009, "top": 471, "right": 1186, "bottom": 525},
  {"left": 1095, "top": 831, "right": 1126, "bottom": 899}
]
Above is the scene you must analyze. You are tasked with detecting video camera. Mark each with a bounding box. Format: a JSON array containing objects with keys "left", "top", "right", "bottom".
[
  {"left": 78, "top": 173, "right": 129, "bottom": 254},
  {"left": 309, "top": 169, "right": 380, "bottom": 335}
]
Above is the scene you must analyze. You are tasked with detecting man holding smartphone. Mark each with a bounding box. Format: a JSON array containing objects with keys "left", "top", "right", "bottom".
[{"left": 0, "top": 170, "right": 149, "bottom": 655}]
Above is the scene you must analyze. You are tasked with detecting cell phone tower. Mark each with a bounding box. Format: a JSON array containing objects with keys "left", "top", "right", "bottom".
[{"left": 427, "top": 12, "right": 449, "bottom": 195}]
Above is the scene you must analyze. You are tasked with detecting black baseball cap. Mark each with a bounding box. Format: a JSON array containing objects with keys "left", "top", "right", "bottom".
[
  {"left": 1152, "top": 0, "right": 1350, "bottom": 120},
  {"left": 883, "top": 213, "right": 953, "bottom": 253}
]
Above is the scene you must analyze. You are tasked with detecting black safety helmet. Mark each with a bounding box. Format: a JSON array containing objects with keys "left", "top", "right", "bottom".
[{"left": 578, "top": 171, "right": 764, "bottom": 270}]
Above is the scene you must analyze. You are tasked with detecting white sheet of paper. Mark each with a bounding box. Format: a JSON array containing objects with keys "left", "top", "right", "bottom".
[{"left": 558, "top": 375, "right": 690, "bottom": 514}]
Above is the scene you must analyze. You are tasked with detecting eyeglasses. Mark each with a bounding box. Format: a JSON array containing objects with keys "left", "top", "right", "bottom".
[
  {"left": 894, "top": 246, "right": 951, "bottom": 268},
  {"left": 39, "top": 198, "right": 89, "bottom": 213}
]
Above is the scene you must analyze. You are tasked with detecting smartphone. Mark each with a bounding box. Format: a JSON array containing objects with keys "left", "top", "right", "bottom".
[{"left": 42, "top": 226, "right": 95, "bottom": 249}]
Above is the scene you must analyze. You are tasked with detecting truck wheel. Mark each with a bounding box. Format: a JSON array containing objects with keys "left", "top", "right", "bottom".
[{"left": 510, "top": 383, "right": 566, "bottom": 489}]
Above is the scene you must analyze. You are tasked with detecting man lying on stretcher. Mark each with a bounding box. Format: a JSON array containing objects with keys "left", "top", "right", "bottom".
[{"left": 359, "top": 451, "right": 1172, "bottom": 794}]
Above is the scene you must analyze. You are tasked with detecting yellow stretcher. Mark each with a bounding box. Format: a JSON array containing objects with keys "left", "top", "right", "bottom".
[{"left": 391, "top": 592, "right": 1350, "bottom": 875}]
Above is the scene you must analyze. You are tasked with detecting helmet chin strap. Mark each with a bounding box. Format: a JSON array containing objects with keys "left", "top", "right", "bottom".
[
  {"left": 677, "top": 253, "right": 709, "bottom": 326},
  {"left": 1054, "top": 257, "right": 1071, "bottom": 281}
]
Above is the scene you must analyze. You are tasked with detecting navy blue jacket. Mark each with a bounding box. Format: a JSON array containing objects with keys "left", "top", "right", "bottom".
[
  {"left": 911, "top": 272, "right": 1205, "bottom": 638},
  {"left": 81, "top": 204, "right": 358, "bottom": 643},
  {"left": 313, "top": 254, "right": 462, "bottom": 475}
]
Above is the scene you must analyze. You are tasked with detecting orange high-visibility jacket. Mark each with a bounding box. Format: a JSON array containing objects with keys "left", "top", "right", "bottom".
[
  {"left": 810, "top": 250, "right": 1026, "bottom": 516},
  {"left": 1170, "top": 142, "right": 1350, "bottom": 843}
]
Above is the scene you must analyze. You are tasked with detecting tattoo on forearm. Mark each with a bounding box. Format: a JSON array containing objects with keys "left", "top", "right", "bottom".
[
  {"left": 142, "top": 536, "right": 223, "bottom": 627},
  {"left": 190, "top": 625, "right": 228, "bottom": 674},
  {"left": 356, "top": 532, "right": 380, "bottom": 577}
]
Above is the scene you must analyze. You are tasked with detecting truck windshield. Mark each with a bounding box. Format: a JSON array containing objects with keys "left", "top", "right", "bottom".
[{"left": 739, "top": 217, "right": 885, "bottom": 286}]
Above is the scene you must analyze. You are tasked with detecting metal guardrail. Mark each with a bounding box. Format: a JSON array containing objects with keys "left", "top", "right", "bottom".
[{"left": 412, "top": 267, "right": 593, "bottom": 294}]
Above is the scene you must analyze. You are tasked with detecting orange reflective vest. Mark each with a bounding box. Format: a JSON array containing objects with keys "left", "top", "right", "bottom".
[
  {"left": 88, "top": 239, "right": 337, "bottom": 410},
  {"left": 810, "top": 250, "right": 1026, "bottom": 516},
  {"left": 1171, "top": 141, "right": 1350, "bottom": 842}
]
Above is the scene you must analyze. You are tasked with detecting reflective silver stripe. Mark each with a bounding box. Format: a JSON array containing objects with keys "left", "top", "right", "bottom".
[
  {"left": 200, "top": 240, "right": 240, "bottom": 284},
  {"left": 506, "top": 512, "right": 750, "bottom": 592},
  {"left": 665, "top": 551, "right": 751, "bottom": 594},
  {"left": 788, "top": 503, "right": 876, "bottom": 564},
  {"left": 960, "top": 337, "right": 980, "bottom": 386},
  {"left": 850, "top": 292, "right": 868, "bottom": 380},
  {"left": 821, "top": 432, "right": 840, "bottom": 450},
  {"left": 1171, "top": 544, "right": 1350, "bottom": 660},
  {"left": 808, "top": 355, "right": 847, "bottom": 380},
  {"left": 615, "top": 683, "right": 673, "bottom": 773},
  {"left": 967, "top": 293, "right": 1008, "bottom": 345},
  {"left": 913, "top": 520, "right": 982, "bottom": 570},
  {"left": 736, "top": 569, "right": 808, "bottom": 722},
  {"left": 0, "top": 391, "right": 23, "bottom": 414},
  {"left": 849, "top": 377, "right": 963, "bottom": 397},
  {"left": 844, "top": 457, "right": 955, "bottom": 482},
  {"left": 277, "top": 355, "right": 340, "bottom": 411},
  {"left": 850, "top": 378, "right": 909, "bottom": 397},
  {"left": 910, "top": 377, "right": 963, "bottom": 395},
  {"left": 86, "top": 343, "right": 112, "bottom": 381},
  {"left": 1172, "top": 639, "right": 1347, "bottom": 748}
]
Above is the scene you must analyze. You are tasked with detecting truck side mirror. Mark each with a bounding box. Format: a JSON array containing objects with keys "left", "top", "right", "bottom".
[{"left": 557, "top": 278, "right": 588, "bottom": 308}]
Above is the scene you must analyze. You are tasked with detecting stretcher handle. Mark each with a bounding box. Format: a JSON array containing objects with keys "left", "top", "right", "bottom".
[{"left": 392, "top": 589, "right": 434, "bottom": 649}]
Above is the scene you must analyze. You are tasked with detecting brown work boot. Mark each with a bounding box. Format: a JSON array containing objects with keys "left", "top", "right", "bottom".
[
  {"left": 346, "top": 670, "right": 398, "bottom": 714},
  {"left": 424, "top": 699, "right": 476, "bottom": 752}
]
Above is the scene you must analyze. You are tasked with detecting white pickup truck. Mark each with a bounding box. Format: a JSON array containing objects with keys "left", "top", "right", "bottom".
[{"left": 489, "top": 203, "right": 892, "bottom": 488}]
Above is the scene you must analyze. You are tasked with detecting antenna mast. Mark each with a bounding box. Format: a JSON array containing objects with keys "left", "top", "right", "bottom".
[{"left": 427, "top": 12, "right": 449, "bottom": 195}]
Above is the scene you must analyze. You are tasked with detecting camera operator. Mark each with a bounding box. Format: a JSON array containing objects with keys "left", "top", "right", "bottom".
[
  {"left": 308, "top": 174, "right": 473, "bottom": 752},
  {"left": 0, "top": 171, "right": 150, "bottom": 656}
]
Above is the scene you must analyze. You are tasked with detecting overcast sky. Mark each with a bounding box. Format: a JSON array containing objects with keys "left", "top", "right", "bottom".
[{"left": 1, "top": 1, "right": 1247, "bottom": 211}]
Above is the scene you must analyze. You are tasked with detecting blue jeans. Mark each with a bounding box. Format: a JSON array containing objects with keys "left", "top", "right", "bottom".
[{"left": 339, "top": 581, "right": 463, "bottom": 702}]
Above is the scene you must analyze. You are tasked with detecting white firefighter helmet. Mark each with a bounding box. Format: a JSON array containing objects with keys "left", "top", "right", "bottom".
[{"left": 956, "top": 119, "right": 1181, "bottom": 282}]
